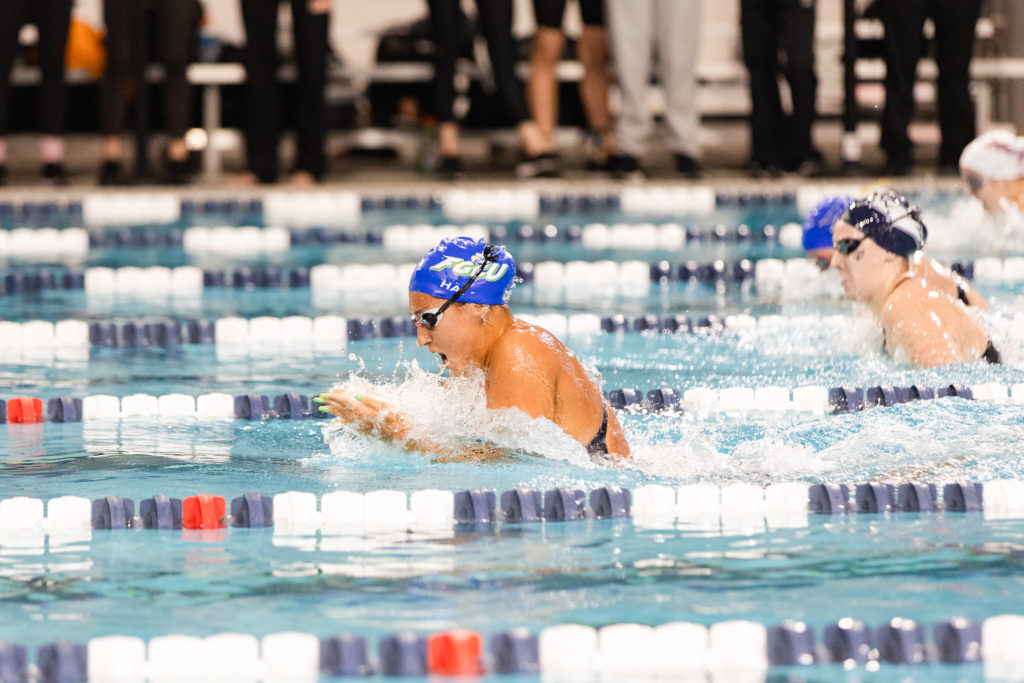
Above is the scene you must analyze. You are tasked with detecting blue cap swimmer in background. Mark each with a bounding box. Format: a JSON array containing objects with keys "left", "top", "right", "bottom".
[
  {"left": 409, "top": 237, "right": 518, "bottom": 305},
  {"left": 841, "top": 191, "right": 927, "bottom": 258},
  {"left": 802, "top": 195, "right": 851, "bottom": 252}
]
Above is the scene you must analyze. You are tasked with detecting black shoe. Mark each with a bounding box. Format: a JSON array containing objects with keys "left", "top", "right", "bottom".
[
  {"left": 163, "top": 158, "right": 192, "bottom": 185},
  {"left": 435, "top": 155, "right": 463, "bottom": 180},
  {"left": 747, "top": 160, "right": 782, "bottom": 179},
  {"left": 674, "top": 153, "right": 702, "bottom": 179},
  {"left": 42, "top": 162, "right": 71, "bottom": 186},
  {"left": 788, "top": 151, "right": 828, "bottom": 178},
  {"left": 585, "top": 155, "right": 610, "bottom": 174},
  {"left": 98, "top": 160, "right": 134, "bottom": 186},
  {"left": 515, "top": 152, "right": 560, "bottom": 179},
  {"left": 884, "top": 156, "right": 912, "bottom": 177},
  {"left": 608, "top": 154, "right": 645, "bottom": 181}
]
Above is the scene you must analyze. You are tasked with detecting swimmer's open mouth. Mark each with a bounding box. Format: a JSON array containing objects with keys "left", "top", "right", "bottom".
[{"left": 439, "top": 353, "right": 448, "bottom": 364}]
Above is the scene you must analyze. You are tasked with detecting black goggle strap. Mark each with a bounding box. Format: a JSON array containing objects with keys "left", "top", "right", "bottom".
[{"left": 418, "top": 245, "right": 499, "bottom": 327}]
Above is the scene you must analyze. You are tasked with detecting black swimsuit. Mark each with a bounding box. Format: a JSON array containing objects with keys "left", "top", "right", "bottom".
[{"left": 586, "top": 405, "right": 609, "bottom": 454}]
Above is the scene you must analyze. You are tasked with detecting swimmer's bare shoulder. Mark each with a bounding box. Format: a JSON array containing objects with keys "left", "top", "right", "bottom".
[{"left": 484, "top": 320, "right": 560, "bottom": 417}]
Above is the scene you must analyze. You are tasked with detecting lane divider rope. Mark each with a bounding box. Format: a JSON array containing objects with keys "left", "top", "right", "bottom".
[
  {"left": 3, "top": 480, "right": 1024, "bottom": 536},
  {"left": 3, "top": 614, "right": 1023, "bottom": 680}
]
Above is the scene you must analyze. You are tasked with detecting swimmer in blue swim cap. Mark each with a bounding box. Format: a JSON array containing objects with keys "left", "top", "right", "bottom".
[
  {"left": 803, "top": 193, "right": 987, "bottom": 309},
  {"left": 319, "top": 237, "right": 630, "bottom": 459},
  {"left": 831, "top": 191, "right": 999, "bottom": 366}
]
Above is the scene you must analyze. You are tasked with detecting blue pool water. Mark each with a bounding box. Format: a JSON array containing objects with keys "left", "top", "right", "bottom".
[{"left": 2, "top": 187, "right": 1024, "bottom": 680}]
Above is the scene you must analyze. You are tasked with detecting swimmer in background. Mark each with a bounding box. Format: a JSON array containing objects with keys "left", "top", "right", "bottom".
[
  {"left": 959, "top": 129, "right": 1024, "bottom": 216},
  {"left": 830, "top": 191, "right": 1000, "bottom": 367},
  {"left": 317, "top": 237, "right": 630, "bottom": 459},
  {"left": 804, "top": 194, "right": 988, "bottom": 309}
]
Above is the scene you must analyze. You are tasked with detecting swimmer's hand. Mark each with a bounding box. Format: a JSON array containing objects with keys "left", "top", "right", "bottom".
[
  {"left": 317, "top": 391, "right": 413, "bottom": 445},
  {"left": 316, "top": 391, "right": 511, "bottom": 461}
]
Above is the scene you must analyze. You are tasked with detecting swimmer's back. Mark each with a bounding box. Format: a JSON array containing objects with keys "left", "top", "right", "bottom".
[{"left": 485, "top": 318, "right": 630, "bottom": 456}]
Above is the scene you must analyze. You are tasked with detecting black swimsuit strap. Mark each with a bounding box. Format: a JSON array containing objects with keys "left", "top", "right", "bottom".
[
  {"left": 957, "top": 284, "right": 970, "bottom": 306},
  {"left": 586, "top": 404, "right": 609, "bottom": 454},
  {"left": 983, "top": 340, "right": 1002, "bottom": 365}
]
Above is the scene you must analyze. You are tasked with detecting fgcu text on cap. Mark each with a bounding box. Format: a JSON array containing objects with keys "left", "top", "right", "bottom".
[{"left": 409, "top": 237, "right": 518, "bottom": 305}]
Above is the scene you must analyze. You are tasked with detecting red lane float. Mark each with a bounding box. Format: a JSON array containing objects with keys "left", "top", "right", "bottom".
[{"left": 182, "top": 495, "right": 226, "bottom": 529}]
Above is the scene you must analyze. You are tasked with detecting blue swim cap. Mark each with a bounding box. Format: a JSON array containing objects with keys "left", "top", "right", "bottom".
[
  {"left": 408, "top": 237, "right": 517, "bottom": 305},
  {"left": 841, "top": 191, "right": 927, "bottom": 258},
  {"left": 802, "top": 195, "right": 851, "bottom": 252}
]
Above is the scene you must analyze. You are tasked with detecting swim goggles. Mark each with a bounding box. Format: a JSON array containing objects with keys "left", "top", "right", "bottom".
[
  {"left": 834, "top": 237, "right": 864, "bottom": 255},
  {"left": 412, "top": 244, "right": 500, "bottom": 330},
  {"left": 964, "top": 173, "right": 985, "bottom": 194}
]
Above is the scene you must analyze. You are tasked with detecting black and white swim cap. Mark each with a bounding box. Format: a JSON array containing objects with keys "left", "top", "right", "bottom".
[{"left": 841, "top": 191, "right": 927, "bottom": 258}]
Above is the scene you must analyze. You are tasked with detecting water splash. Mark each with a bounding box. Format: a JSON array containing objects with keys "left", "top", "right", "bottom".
[{"left": 322, "top": 361, "right": 593, "bottom": 466}]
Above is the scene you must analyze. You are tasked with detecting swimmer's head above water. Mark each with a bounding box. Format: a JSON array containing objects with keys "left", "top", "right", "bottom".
[
  {"left": 830, "top": 191, "right": 927, "bottom": 302},
  {"left": 408, "top": 237, "right": 518, "bottom": 374},
  {"left": 802, "top": 194, "right": 851, "bottom": 266},
  {"left": 959, "top": 130, "right": 1024, "bottom": 214}
]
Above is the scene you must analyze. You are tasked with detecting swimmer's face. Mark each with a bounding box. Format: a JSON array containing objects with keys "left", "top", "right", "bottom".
[
  {"left": 807, "top": 247, "right": 833, "bottom": 270},
  {"left": 830, "top": 220, "right": 890, "bottom": 302},
  {"left": 409, "top": 291, "right": 487, "bottom": 375},
  {"left": 963, "top": 168, "right": 1016, "bottom": 214}
]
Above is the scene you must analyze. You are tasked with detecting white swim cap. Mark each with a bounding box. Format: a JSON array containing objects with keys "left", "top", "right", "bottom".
[{"left": 959, "top": 130, "right": 1024, "bottom": 180}]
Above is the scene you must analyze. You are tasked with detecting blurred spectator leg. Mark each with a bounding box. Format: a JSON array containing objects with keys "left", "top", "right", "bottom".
[
  {"left": 605, "top": 0, "right": 653, "bottom": 178},
  {"left": 577, "top": 0, "right": 613, "bottom": 170},
  {"left": 426, "top": 0, "right": 463, "bottom": 177},
  {"left": 98, "top": 0, "right": 134, "bottom": 184},
  {"left": 931, "top": 0, "right": 982, "bottom": 172},
  {"left": 879, "top": 0, "right": 927, "bottom": 175},
  {"left": 527, "top": 0, "right": 567, "bottom": 152},
  {"left": 289, "top": 0, "right": 329, "bottom": 184},
  {"left": 36, "top": 0, "right": 73, "bottom": 184},
  {"left": 777, "top": 0, "right": 819, "bottom": 174},
  {"left": 156, "top": 0, "right": 203, "bottom": 184},
  {"left": 0, "top": 0, "right": 29, "bottom": 185},
  {"left": 741, "top": 0, "right": 783, "bottom": 176},
  {"left": 474, "top": 0, "right": 555, "bottom": 176},
  {"left": 240, "top": 0, "right": 281, "bottom": 184},
  {"left": 656, "top": 0, "right": 702, "bottom": 177}
]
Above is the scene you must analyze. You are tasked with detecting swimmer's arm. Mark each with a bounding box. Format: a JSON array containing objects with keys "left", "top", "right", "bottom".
[
  {"left": 318, "top": 391, "right": 511, "bottom": 461},
  {"left": 881, "top": 300, "right": 963, "bottom": 367}
]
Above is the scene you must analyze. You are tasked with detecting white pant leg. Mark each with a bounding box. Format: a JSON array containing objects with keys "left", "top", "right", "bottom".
[
  {"left": 606, "top": 0, "right": 655, "bottom": 157},
  {"left": 656, "top": 0, "right": 702, "bottom": 158}
]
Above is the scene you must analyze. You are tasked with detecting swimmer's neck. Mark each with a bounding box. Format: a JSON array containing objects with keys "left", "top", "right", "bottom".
[
  {"left": 446, "top": 306, "right": 515, "bottom": 376},
  {"left": 868, "top": 260, "right": 913, "bottom": 316}
]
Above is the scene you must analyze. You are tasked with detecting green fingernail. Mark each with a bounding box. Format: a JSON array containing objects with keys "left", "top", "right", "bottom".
[
  {"left": 318, "top": 406, "right": 330, "bottom": 412},
  {"left": 313, "top": 396, "right": 325, "bottom": 403},
  {"left": 353, "top": 394, "right": 364, "bottom": 402}
]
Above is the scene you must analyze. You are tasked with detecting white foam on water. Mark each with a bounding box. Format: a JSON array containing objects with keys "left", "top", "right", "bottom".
[
  {"left": 322, "top": 361, "right": 593, "bottom": 466},
  {"left": 925, "top": 196, "right": 1024, "bottom": 252}
]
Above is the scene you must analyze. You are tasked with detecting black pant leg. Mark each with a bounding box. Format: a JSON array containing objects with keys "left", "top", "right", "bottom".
[
  {"left": 741, "top": 0, "right": 781, "bottom": 167},
  {"left": 156, "top": 0, "right": 201, "bottom": 139},
  {"left": 930, "top": 0, "right": 982, "bottom": 166},
  {"left": 474, "top": 0, "right": 530, "bottom": 124},
  {"left": 427, "top": 0, "right": 460, "bottom": 122},
  {"left": 778, "top": 0, "right": 817, "bottom": 168},
  {"left": 0, "top": 0, "right": 30, "bottom": 137},
  {"left": 289, "top": 0, "right": 328, "bottom": 179},
  {"left": 879, "top": 0, "right": 928, "bottom": 164},
  {"left": 241, "top": 0, "right": 281, "bottom": 182},
  {"left": 33, "top": 0, "right": 72, "bottom": 135},
  {"left": 98, "top": 0, "right": 136, "bottom": 136}
]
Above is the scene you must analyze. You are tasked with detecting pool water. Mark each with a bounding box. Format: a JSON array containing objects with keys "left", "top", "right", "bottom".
[{"left": 2, "top": 189, "right": 1024, "bottom": 681}]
